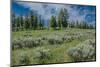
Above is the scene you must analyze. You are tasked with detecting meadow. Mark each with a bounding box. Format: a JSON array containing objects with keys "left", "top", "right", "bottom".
[
  {"left": 11, "top": 28, "right": 96, "bottom": 66},
  {"left": 11, "top": 1, "right": 96, "bottom": 66}
]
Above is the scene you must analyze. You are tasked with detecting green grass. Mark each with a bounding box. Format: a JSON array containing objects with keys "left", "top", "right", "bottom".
[{"left": 11, "top": 28, "right": 96, "bottom": 66}]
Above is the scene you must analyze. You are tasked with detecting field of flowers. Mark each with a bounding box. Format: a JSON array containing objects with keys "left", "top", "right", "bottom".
[{"left": 11, "top": 28, "right": 96, "bottom": 66}]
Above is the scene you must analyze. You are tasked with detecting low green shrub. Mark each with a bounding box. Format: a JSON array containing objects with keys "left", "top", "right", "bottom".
[
  {"left": 41, "top": 36, "right": 47, "bottom": 40},
  {"left": 12, "top": 39, "right": 23, "bottom": 50},
  {"left": 62, "top": 35, "right": 73, "bottom": 42},
  {"left": 34, "top": 47, "right": 52, "bottom": 64},
  {"left": 48, "top": 36, "right": 63, "bottom": 45},
  {"left": 23, "top": 31, "right": 32, "bottom": 37},
  {"left": 67, "top": 39, "right": 96, "bottom": 61},
  {"left": 18, "top": 52, "right": 30, "bottom": 65},
  {"left": 12, "top": 37, "right": 42, "bottom": 49}
]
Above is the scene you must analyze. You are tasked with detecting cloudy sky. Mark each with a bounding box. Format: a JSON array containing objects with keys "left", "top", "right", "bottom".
[{"left": 12, "top": 1, "right": 96, "bottom": 25}]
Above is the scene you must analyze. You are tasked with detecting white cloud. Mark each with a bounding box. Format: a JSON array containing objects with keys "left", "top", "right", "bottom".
[{"left": 16, "top": 2, "right": 71, "bottom": 19}]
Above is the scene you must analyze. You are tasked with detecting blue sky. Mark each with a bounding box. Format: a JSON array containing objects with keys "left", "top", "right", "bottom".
[{"left": 12, "top": 1, "right": 96, "bottom": 25}]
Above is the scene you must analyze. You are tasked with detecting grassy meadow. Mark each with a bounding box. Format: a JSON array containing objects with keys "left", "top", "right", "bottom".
[
  {"left": 11, "top": 28, "right": 96, "bottom": 66},
  {"left": 12, "top": 1, "right": 96, "bottom": 66}
]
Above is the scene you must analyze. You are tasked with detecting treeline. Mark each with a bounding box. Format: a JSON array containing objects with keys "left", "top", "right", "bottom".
[
  {"left": 68, "top": 21, "right": 95, "bottom": 29},
  {"left": 12, "top": 11, "right": 44, "bottom": 31},
  {"left": 12, "top": 8, "right": 95, "bottom": 31},
  {"left": 50, "top": 8, "right": 95, "bottom": 30}
]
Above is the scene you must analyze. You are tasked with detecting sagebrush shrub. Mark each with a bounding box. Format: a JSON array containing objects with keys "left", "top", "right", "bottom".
[
  {"left": 40, "top": 40, "right": 48, "bottom": 45},
  {"left": 62, "top": 35, "right": 73, "bottom": 42},
  {"left": 12, "top": 37, "right": 42, "bottom": 49},
  {"left": 88, "top": 39, "right": 96, "bottom": 47},
  {"left": 67, "top": 39, "right": 96, "bottom": 61},
  {"left": 47, "top": 35, "right": 63, "bottom": 45},
  {"left": 48, "top": 37, "right": 56, "bottom": 44},
  {"left": 23, "top": 31, "right": 32, "bottom": 37},
  {"left": 22, "top": 37, "right": 34, "bottom": 48},
  {"left": 41, "top": 36, "right": 47, "bottom": 40},
  {"left": 33, "top": 39, "right": 40, "bottom": 46},
  {"left": 34, "top": 47, "right": 51, "bottom": 64},
  {"left": 12, "top": 39, "right": 23, "bottom": 49},
  {"left": 55, "top": 38, "right": 63, "bottom": 44},
  {"left": 18, "top": 52, "right": 30, "bottom": 65}
]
